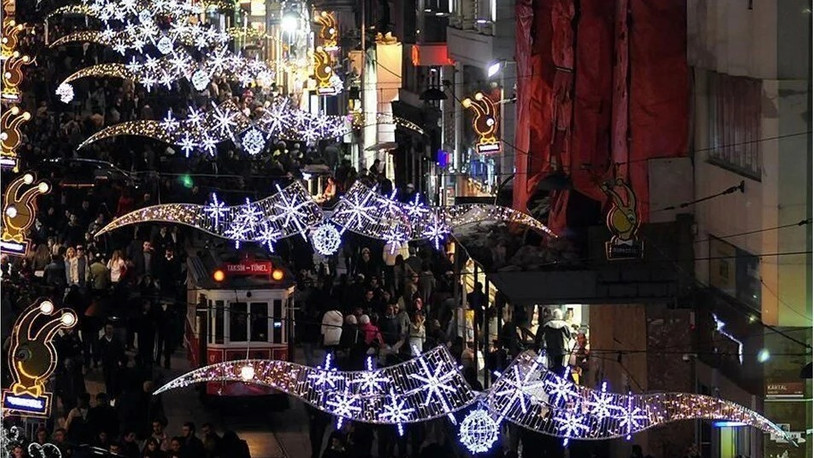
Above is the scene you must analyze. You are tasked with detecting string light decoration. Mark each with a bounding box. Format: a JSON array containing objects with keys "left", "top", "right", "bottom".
[
  {"left": 462, "top": 92, "right": 501, "bottom": 154},
  {"left": 483, "top": 351, "right": 792, "bottom": 443},
  {"left": 94, "top": 183, "right": 324, "bottom": 250},
  {"left": 459, "top": 405, "right": 500, "bottom": 453},
  {"left": 311, "top": 223, "right": 341, "bottom": 256},
  {"left": 2, "top": 424, "right": 64, "bottom": 458},
  {"left": 1, "top": 173, "right": 50, "bottom": 256},
  {"left": 56, "top": 46, "right": 275, "bottom": 100},
  {"left": 1, "top": 299, "right": 77, "bottom": 418},
  {"left": 96, "top": 181, "right": 556, "bottom": 252},
  {"left": 1, "top": 51, "right": 32, "bottom": 101},
  {"left": 80, "top": 98, "right": 348, "bottom": 151},
  {"left": 46, "top": 0, "right": 205, "bottom": 24},
  {"left": 153, "top": 348, "right": 793, "bottom": 445},
  {"left": 328, "top": 182, "right": 556, "bottom": 245},
  {"left": 154, "top": 346, "right": 476, "bottom": 425},
  {"left": 1, "top": 20, "right": 24, "bottom": 60},
  {"left": 1, "top": 105, "right": 30, "bottom": 168},
  {"left": 49, "top": 21, "right": 230, "bottom": 56}
]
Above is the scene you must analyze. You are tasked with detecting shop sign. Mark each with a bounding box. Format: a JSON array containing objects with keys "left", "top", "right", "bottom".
[
  {"left": 766, "top": 382, "right": 805, "bottom": 398},
  {"left": 602, "top": 178, "right": 644, "bottom": 260}
]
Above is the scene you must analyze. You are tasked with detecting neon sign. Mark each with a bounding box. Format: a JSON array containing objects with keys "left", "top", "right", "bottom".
[
  {"left": 2, "top": 299, "right": 77, "bottom": 417},
  {"left": 314, "top": 11, "right": 338, "bottom": 51},
  {"left": 1, "top": 51, "right": 31, "bottom": 101},
  {"left": 1, "top": 105, "right": 30, "bottom": 169},
  {"left": 1, "top": 172, "right": 50, "bottom": 256},
  {"left": 462, "top": 92, "right": 501, "bottom": 154},
  {"left": 313, "top": 46, "right": 339, "bottom": 95}
]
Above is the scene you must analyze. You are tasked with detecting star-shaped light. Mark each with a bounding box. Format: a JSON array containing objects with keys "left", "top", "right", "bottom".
[
  {"left": 352, "top": 369, "right": 389, "bottom": 395},
  {"left": 203, "top": 193, "right": 228, "bottom": 227},
  {"left": 421, "top": 214, "right": 449, "bottom": 250},
  {"left": 554, "top": 408, "right": 589, "bottom": 439},
  {"left": 212, "top": 104, "right": 238, "bottom": 136},
  {"left": 186, "top": 106, "right": 204, "bottom": 128},
  {"left": 492, "top": 364, "right": 546, "bottom": 416},
  {"left": 409, "top": 356, "right": 457, "bottom": 413},
  {"left": 178, "top": 133, "right": 197, "bottom": 157},
  {"left": 161, "top": 111, "right": 180, "bottom": 132},
  {"left": 379, "top": 390, "right": 415, "bottom": 424}
]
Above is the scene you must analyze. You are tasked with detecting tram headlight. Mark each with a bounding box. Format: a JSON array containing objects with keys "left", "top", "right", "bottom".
[
  {"left": 272, "top": 269, "right": 284, "bottom": 281},
  {"left": 213, "top": 269, "right": 226, "bottom": 282}
]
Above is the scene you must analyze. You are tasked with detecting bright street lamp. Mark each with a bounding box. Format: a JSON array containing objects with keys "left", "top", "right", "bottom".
[{"left": 487, "top": 61, "right": 502, "bottom": 78}]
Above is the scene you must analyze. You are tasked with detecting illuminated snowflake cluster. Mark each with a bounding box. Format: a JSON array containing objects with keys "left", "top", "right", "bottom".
[
  {"left": 459, "top": 407, "right": 500, "bottom": 453},
  {"left": 55, "top": 83, "right": 74, "bottom": 103},
  {"left": 311, "top": 223, "right": 341, "bottom": 256},
  {"left": 80, "top": 98, "right": 348, "bottom": 155}
]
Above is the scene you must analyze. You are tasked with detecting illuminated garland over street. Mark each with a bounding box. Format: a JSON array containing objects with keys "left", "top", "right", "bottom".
[
  {"left": 153, "top": 348, "right": 792, "bottom": 446},
  {"left": 79, "top": 98, "right": 348, "bottom": 153},
  {"left": 49, "top": 21, "right": 230, "bottom": 55},
  {"left": 46, "top": 0, "right": 204, "bottom": 24},
  {"left": 94, "top": 182, "right": 556, "bottom": 251},
  {"left": 95, "top": 182, "right": 323, "bottom": 250},
  {"left": 57, "top": 46, "right": 275, "bottom": 99}
]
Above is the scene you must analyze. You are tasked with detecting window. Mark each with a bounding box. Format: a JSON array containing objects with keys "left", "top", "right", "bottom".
[
  {"left": 229, "top": 302, "right": 247, "bottom": 342},
  {"left": 212, "top": 300, "right": 224, "bottom": 344},
  {"left": 272, "top": 299, "right": 283, "bottom": 344},
  {"left": 250, "top": 303, "right": 268, "bottom": 342},
  {"left": 708, "top": 236, "right": 761, "bottom": 312},
  {"left": 707, "top": 72, "right": 762, "bottom": 179}
]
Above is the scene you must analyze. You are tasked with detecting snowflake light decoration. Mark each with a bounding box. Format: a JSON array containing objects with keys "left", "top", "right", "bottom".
[
  {"left": 150, "top": 348, "right": 793, "bottom": 444},
  {"left": 241, "top": 128, "right": 265, "bottom": 156},
  {"left": 311, "top": 223, "right": 341, "bottom": 256},
  {"left": 554, "top": 408, "right": 589, "bottom": 446},
  {"left": 459, "top": 406, "right": 500, "bottom": 454},
  {"left": 421, "top": 214, "right": 450, "bottom": 250},
  {"left": 55, "top": 83, "right": 74, "bottom": 103},
  {"left": 203, "top": 193, "right": 228, "bottom": 227}
]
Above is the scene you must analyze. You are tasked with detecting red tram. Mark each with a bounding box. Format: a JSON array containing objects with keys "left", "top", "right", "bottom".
[{"left": 185, "top": 249, "right": 295, "bottom": 398}]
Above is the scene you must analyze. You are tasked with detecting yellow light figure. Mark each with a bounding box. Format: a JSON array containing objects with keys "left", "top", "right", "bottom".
[
  {"left": 601, "top": 178, "right": 644, "bottom": 260},
  {"left": 462, "top": 92, "right": 501, "bottom": 154},
  {"left": 313, "top": 46, "right": 336, "bottom": 95},
  {"left": 314, "top": 11, "right": 338, "bottom": 51},
  {"left": 1, "top": 20, "right": 24, "bottom": 60},
  {"left": 1, "top": 105, "right": 30, "bottom": 165},
  {"left": 2, "top": 51, "right": 32, "bottom": 101},
  {"left": 1, "top": 172, "right": 49, "bottom": 256},
  {"left": 2, "top": 299, "right": 77, "bottom": 417}
]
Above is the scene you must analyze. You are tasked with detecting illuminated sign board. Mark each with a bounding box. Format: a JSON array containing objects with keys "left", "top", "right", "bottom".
[
  {"left": 462, "top": 92, "right": 501, "bottom": 155},
  {"left": 2, "top": 299, "right": 77, "bottom": 418},
  {"left": 602, "top": 178, "right": 644, "bottom": 260},
  {"left": 223, "top": 260, "right": 273, "bottom": 276}
]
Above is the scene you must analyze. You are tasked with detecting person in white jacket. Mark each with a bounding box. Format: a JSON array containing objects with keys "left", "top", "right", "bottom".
[{"left": 321, "top": 310, "right": 344, "bottom": 350}]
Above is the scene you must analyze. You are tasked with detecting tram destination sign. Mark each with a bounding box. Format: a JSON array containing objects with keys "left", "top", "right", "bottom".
[{"left": 224, "top": 260, "right": 273, "bottom": 276}]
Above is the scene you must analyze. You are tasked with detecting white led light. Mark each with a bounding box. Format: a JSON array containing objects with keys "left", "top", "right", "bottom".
[
  {"left": 61, "top": 313, "right": 77, "bottom": 326},
  {"left": 55, "top": 83, "right": 74, "bottom": 103},
  {"left": 240, "top": 364, "right": 255, "bottom": 381},
  {"left": 311, "top": 223, "right": 341, "bottom": 256},
  {"left": 241, "top": 128, "right": 265, "bottom": 155},
  {"left": 5, "top": 205, "right": 18, "bottom": 218},
  {"left": 459, "top": 407, "right": 499, "bottom": 453},
  {"left": 156, "top": 35, "right": 174, "bottom": 54},
  {"left": 191, "top": 69, "right": 210, "bottom": 91},
  {"left": 39, "top": 300, "right": 54, "bottom": 314}
]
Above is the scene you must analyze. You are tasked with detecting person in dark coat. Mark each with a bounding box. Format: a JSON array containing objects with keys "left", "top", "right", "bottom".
[
  {"left": 537, "top": 308, "right": 572, "bottom": 375},
  {"left": 220, "top": 431, "right": 250, "bottom": 458},
  {"left": 87, "top": 392, "right": 119, "bottom": 440},
  {"left": 135, "top": 301, "right": 155, "bottom": 367},
  {"left": 180, "top": 422, "right": 205, "bottom": 458},
  {"left": 97, "top": 323, "right": 125, "bottom": 397}
]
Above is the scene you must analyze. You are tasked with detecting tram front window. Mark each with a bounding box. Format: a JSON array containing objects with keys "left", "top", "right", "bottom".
[
  {"left": 230, "top": 302, "right": 248, "bottom": 342},
  {"left": 250, "top": 303, "right": 268, "bottom": 341}
]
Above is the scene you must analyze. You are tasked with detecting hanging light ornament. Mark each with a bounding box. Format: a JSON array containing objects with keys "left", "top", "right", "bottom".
[
  {"left": 311, "top": 223, "right": 341, "bottom": 256},
  {"left": 55, "top": 83, "right": 74, "bottom": 103},
  {"left": 241, "top": 128, "right": 265, "bottom": 156},
  {"left": 190, "top": 68, "right": 210, "bottom": 91},
  {"left": 459, "top": 405, "right": 500, "bottom": 454}
]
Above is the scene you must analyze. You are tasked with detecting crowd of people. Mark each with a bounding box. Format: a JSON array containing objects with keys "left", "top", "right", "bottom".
[{"left": 0, "top": 5, "right": 606, "bottom": 458}]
